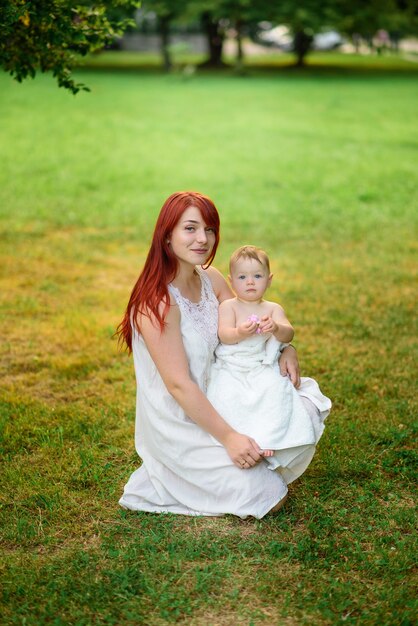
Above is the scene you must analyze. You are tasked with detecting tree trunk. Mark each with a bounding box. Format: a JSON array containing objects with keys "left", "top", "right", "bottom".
[
  {"left": 200, "top": 12, "right": 227, "bottom": 68},
  {"left": 293, "top": 30, "right": 313, "bottom": 67},
  {"left": 159, "top": 15, "right": 172, "bottom": 72},
  {"left": 235, "top": 20, "right": 244, "bottom": 72}
]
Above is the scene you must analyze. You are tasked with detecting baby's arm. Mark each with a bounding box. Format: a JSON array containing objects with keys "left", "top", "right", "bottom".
[
  {"left": 218, "top": 300, "right": 258, "bottom": 344},
  {"left": 259, "top": 303, "right": 294, "bottom": 343}
]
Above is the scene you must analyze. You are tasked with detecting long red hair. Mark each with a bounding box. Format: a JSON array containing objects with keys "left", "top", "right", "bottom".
[{"left": 117, "top": 191, "right": 220, "bottom": 352}]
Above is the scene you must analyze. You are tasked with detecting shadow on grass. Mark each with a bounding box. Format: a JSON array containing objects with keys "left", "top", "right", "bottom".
[
  {"left": 73, "top": 66, "right": 418, "bottom": 86},
  {"left": 76, "top": 53, "right": 418, "bottom": 79}
]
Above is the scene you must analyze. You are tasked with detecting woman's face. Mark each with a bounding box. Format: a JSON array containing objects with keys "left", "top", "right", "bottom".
[{"left": 169, "top": 206, "right": 216, "bottom": 268}]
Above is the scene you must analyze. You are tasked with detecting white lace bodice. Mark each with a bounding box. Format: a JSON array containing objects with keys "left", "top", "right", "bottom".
[{"left": 168, "top": 267, "right": 219, "bottom": 355}]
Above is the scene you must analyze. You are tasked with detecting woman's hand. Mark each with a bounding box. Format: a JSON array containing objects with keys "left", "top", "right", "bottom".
[
  {"left": 279, "top": 345, "right": 301, "bottom": 388},
  {"left": 223, "top": 432, "right": 263, "bottom": 469}
]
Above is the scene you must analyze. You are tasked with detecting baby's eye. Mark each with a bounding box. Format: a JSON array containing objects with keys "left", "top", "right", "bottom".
[
  {"left": 238, "top": 275, "right": 245, "bottom": 280},
  {"left": 255, "top": 274, "right": 263, "bottom": 279}
]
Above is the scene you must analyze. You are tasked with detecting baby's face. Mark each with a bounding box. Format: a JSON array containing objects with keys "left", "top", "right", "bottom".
[{"left": 229, "top": 258, "right": 272, "bottom": 302}]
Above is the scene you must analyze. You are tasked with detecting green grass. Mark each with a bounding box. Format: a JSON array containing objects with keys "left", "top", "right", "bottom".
[{"left": 0, "top": 57, "right": 417, "bottom": 625}]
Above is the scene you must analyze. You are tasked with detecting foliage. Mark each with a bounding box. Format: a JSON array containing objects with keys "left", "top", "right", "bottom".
[
  {"left": 264, "top": 0, "right": 418, "bottom": 64},
  {"left": 141, "top": 0, "right": 188, "bottom": 19},
  {"left": 0, "top": 0, "right": 138, "bottom": 93},
  {"left": 335, "top": 0, "right": 418, "bottom": 38}
]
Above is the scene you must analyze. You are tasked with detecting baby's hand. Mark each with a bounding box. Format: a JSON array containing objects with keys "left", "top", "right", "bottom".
[
  {"left": 259, "top": 315, "right": 277, "bottom": 334},
  {"left": 238, "top": 319, "right": 258, "bottom": 337}
]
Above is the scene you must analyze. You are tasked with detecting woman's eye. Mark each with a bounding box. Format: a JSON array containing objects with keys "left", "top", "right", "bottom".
[
  {"left": 185, "top": 226, "right": 195, "bottom": 231},
  {"left": 206, "top": 227, "right": 215, "bottom": 233}
]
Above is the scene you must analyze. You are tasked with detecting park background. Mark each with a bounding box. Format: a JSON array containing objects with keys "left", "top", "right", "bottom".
[{"left": 1, "top": 1, "right": 417, "bottom": 624}]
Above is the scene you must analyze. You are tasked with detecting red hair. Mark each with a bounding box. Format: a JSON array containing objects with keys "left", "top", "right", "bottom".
[{"left": 117, "top": 191, "right": 220, "bottom": 352}]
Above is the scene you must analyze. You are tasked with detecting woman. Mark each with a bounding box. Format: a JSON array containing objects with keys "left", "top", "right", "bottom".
[{"left": 118, "top": 191, "right": 309, "bottom": 518}]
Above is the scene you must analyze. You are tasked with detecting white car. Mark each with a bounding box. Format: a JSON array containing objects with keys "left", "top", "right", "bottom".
[
  {"left": 256, "top": 24, "right": 344, "bottom": 52},
  {"left": 312, "top": 31, "right": 345, "bottom": 50},
  {"left": 257, "top": 25, "right": 293, "bottom": 51}
]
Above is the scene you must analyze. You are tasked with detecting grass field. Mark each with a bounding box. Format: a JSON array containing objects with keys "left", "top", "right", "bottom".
[{"left": 0, "top": 55, "right": 417, "bottom": 625}]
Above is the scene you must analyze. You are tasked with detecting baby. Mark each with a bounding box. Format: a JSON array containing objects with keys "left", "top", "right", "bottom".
[{"left": 207, "top": 245, "right": 331, "bottom": 483}]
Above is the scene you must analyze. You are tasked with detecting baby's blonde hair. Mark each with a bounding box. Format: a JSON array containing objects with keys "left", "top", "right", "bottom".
[{"left": 229, "top": 245, "right": 270, "bottom": 273}]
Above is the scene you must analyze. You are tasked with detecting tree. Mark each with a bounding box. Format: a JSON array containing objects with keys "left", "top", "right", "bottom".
[
  {"left": 0, "top": 0, "right": 138, "bottom": 94},
  {"left": 187, "top": 0, "right": 269, "bottom": 68},
  {"left": 139, "top": 0, "right": 229, "bottom": 69},
  {"left": 335, "top": 0, "right": 418, "bottom": 46},
  {"left": 207, "top": 0, "right": 271, "bottom": 69},
  {"left": 139, "top": 0, "right": 190, "bottom": 71},
  {"left": 270, "top": 0, "right": 418, "bottom": 65},
  {"left": 263, "top": 1, "right": 334, "bottom": 66}
]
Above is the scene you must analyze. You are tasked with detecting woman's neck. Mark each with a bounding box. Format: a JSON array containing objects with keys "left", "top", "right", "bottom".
[
  {"left": 171, "top": 265, "right": 201, "bottom": 302},
  {"left": 172, "top": 262, "right": 198, "bottom": 285}
]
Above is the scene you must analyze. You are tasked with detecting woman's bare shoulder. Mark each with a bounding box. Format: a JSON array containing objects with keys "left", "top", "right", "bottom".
[
  {"left": 137, "top": 292, "right": 179, "bottom": 331},
  {"left": 219, "top": 296, "right": 236, "bottom": 310},
  {"left": 204, "top": 265, "right": 225, "bottom": 281},
  {"left": 204, "top": 266, "right": 233, "bottom": 302}
]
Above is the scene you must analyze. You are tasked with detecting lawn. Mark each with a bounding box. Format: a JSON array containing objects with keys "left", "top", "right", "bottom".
[{"left": 0, "top": 57, "right": 417, "bottom": 625}]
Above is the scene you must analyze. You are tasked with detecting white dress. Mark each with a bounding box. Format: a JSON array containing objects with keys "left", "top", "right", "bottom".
[
  {"left": 119, "top": 268, "right": 289, "bottom": 519},
  {"left": 207, "top": 335, "right": 332, "bottom": 484}
]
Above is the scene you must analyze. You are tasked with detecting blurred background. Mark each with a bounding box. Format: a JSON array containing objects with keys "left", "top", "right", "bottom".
[{"left": 1, "top": 1, "right": 417, "bottom": 625}]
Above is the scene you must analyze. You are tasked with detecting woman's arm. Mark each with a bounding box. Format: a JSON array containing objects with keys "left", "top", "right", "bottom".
[
  {"left": 279, "top": 345, "right": 301, "bottom": 388},
  {"left": 138, "top": 301, "right": 263, "bottom": 467}
]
